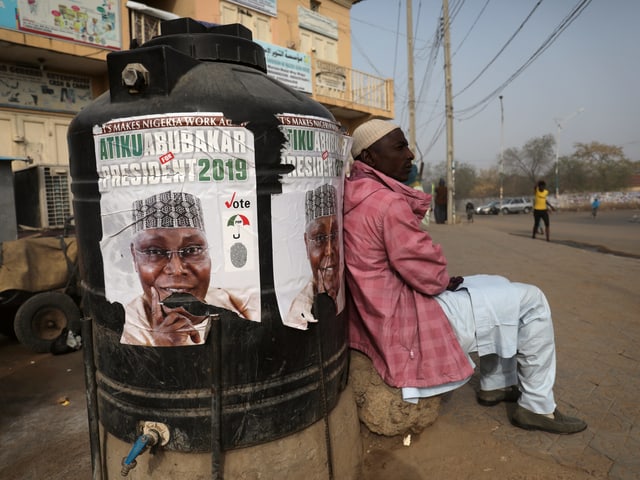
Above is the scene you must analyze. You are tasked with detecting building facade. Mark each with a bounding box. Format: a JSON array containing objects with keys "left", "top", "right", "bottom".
[{"left": 0, "top": 0, "right": 392, "bottom": 231}]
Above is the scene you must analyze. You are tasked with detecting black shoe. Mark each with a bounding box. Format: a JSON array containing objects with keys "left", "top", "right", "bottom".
[
  {"left": 476, "top": 385, "right": 520, "bottom": 406},
  {"left": 511, "top": 405, "right": 587, "bottom": 434}
]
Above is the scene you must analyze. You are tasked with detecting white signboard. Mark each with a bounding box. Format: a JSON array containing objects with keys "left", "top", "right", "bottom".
[
  {"left": 256, "top": 41, "right": 312, "bottom": 94},
  {"left": 16, "top": 0, "right": 121, "bottom": 50}
]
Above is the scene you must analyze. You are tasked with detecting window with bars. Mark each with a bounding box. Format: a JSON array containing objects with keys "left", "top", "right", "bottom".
[{"left": 131, "top": 10, "right": 163, "bottom": 45}]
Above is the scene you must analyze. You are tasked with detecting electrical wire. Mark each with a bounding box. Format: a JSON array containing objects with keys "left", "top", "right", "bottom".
[
  {"left": 452, "top": 0, "right": 491, "bottom": 58},
  {"left": 455, "top": 0, "right": 544, "bottom": 98},
  {"left": 413, "top": 3, "right": 445, "bottom": 147},
  {"left": 456, "top": 0, "right": 593, "bottom": 120}
]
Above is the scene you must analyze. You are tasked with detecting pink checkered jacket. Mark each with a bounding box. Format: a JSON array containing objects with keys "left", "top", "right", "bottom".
[{"left": 343, "top": 161, "right": 474, "bottom": 388}]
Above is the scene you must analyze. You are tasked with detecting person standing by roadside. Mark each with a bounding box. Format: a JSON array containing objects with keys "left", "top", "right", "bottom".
[
  {"left": 591, "top": 197, "right": 600, "bottom": 219},
  {"left": 434, "top": 178, "right": 448, "bottom": 224},
  {"left": 465, "top": 201, "right": 475, "bottom": 223},
  {"left": 532, "top": 180, "right": 556, "bottom": 242}
]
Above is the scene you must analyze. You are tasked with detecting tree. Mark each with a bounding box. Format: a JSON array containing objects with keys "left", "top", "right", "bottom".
[
  {"left": 471, "top": 166, "right": 500, "bottom": 198},
  {"left": 555, "top": 154, "right": 589, "bottom": 193},
  {"left": 503, "top": 134, "right": 556, "bottom": 184},
  {"left": 423, "top": 161, "right": 477, "bottom": 199},
  {"left": 451, "top": 162, "right": 477, "bottom": 199},
  {"left": 571, "top": 142, "right": 633, "bottom": 191}
]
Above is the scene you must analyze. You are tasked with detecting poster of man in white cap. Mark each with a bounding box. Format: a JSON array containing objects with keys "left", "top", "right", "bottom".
[
  {"left": 272, "top": 114, "right": 351, "bottom": 329},
  {"left": 94, "top": 113, "right": 260, "bottom": 347}
]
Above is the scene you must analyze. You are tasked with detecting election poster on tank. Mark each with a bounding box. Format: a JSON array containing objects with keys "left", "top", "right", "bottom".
[
  {"left": 93, "top": 113, "right": 260, "bottom": 347},
  {"left": 271, "top": 114, "right": 351, "bottom": 330}
]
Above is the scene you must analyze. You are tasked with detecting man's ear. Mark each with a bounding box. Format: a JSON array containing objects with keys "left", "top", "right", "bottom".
[{"left": 359, "top": 148, "right": 375, "bottom": 167}]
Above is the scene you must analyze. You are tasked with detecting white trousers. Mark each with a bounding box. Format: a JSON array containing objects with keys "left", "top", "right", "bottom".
[{"left": 436, "top": 280, "right": 557, "bottom": 414}]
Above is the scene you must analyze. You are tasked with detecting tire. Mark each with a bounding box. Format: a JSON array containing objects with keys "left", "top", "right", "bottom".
[
  {"left": 0, "top": 305, "right": 19, "bottom": 338},
  {"left": 13, "top": 292, "right": 82, "bottom": 353},
  {"left": 501, "top": 208, "right": 509, "bottom": 215},
  {"left": 523, "top": 207, "right": 532, "bottom": 214}
]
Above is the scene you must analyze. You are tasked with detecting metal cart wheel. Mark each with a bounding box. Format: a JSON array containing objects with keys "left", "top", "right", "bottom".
[{"left": 13, "top": 292, "right": 81, "bottom": 353}]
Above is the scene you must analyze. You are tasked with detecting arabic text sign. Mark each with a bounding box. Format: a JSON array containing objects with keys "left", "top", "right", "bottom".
[{"left": 257, "top": 41, "right": 312, "bottom": 94}]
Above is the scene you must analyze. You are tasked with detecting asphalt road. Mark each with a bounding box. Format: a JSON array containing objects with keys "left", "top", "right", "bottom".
[{"left": 467, "top": 208, "right": 640, "bottom": 258}]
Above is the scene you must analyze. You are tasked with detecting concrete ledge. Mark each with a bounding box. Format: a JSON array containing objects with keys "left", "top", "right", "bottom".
[{"left": 348, "top": 350, "right": 441, "bottom": 436}]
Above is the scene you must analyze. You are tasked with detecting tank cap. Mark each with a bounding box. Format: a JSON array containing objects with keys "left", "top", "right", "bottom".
[
  {"left": 161, "top": 18, "right": 253, "bottom": 41},
  {"left": 141, "top": 18, "right": 265, "bottom": 72}
]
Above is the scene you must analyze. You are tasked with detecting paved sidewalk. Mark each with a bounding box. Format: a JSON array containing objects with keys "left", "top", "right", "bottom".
[{"left": 416, "top": 214, "right": 640, "bottom": 480}]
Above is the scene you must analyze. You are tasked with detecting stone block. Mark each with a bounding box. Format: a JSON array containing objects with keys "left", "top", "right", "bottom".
[{"left": 348, "top": 350, "right": 442, "bottom": 436}]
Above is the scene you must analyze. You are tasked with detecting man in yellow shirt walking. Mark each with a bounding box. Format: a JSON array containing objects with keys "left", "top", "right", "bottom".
[{"left": 532, "top": 180, "right": 556, "bottom": 241}]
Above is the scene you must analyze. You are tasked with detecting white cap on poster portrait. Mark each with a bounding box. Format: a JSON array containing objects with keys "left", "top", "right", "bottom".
[
  {"left": 350, "top": 119, "right": 400, "bottom": 159},
  {"left": 132, "top": 190, "right": 205, "bottom": 233},
  {"left": 305, "top": 184, "right": 337, "bottom": 224}
]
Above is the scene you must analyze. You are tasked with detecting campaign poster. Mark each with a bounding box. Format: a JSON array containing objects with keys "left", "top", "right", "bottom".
[
  {"left": 272, "top": 114, "right": 351, "bottom": 330},
  {"left": 94, "top": 113, "right": 260, "bottom": 347}
]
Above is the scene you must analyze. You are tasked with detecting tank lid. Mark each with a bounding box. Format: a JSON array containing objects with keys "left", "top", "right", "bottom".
[{"left": 140, "top": 18, "right": 267, "bottom": 73}]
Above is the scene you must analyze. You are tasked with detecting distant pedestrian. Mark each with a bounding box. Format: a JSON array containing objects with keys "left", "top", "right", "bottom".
[
  {"left": 434, "top": 178, "right": 448, "bottom": 224},
  {"left": 591, "top": 197, "right": 600, "bottom": 219},
  {"left": 465, "top": 202, "right": 475, "bottom": 223},
  {"left": 532, "top": 180, "right": 556, "bottom": 242}
]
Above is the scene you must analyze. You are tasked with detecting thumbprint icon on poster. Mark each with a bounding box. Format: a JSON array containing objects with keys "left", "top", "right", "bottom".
[{"left": 230, "top": 242, "right": 248, "bottom": 268}]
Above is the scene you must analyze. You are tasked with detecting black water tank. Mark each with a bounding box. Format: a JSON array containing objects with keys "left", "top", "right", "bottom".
[{"left": 68, "top": 18, "right": 348, "bottom": 452}]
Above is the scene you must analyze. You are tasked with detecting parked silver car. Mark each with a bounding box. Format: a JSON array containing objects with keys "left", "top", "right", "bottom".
[
  {"left": 475, "top": 201, "right": 500, "bottom": 215},
  {"left": 500, "top": 197, "right": 533, "bottom": 214}
]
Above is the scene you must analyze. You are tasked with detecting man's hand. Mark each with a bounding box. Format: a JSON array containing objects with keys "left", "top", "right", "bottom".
[
  {"left": 148, "top": 287, "right": 207, "bottom": 346},
  {"left": 446, "top": 276, "right": 464, "bottom": 291}
]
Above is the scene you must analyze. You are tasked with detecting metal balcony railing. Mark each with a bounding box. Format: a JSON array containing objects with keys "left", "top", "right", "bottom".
[{"left": 312, "top": 58, "right": 393, "bottom": 118}]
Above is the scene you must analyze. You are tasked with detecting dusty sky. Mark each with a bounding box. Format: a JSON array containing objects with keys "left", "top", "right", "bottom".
[{"left": 351, "top": 0, "right": 639, "bottom": 171}]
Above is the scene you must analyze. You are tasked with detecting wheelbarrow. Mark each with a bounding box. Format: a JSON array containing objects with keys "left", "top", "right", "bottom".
[{"left": 0, "top": 234, "right": 82, "bottom": 353}]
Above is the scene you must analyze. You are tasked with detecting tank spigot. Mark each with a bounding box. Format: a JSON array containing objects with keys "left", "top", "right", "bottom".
[{"left": 120, "top": 429, "right": 160, "bottom": 477}]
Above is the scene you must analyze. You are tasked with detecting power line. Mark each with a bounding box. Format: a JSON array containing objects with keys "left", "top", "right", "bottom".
[
  {"left": 452, "top": 0, "right": 491, "bottom": 59},
  {"left": 454, "top": 0, "right": 543, "bottom": 97},
  {"left": 351, "top": 36, "right": 386, "bottom": 77},
  {"left": 456, "top": 0, "right": 593, "bottom": 119}
]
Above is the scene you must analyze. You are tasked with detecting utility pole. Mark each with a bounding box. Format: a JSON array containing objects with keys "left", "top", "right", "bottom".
[
  {"left": 442, "top": 0, "right": 455, "bottom": 224},
  {"left": 499, "top": 95, "right": 504, "bottom": 209},
  {"left": 406, "top": 0, "right": 417, "bottom": 163}
]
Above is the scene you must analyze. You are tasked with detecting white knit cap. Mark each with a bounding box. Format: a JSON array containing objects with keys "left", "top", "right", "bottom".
[{"left": 350, "top": 119, "right": 401, "bottom": 158}]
